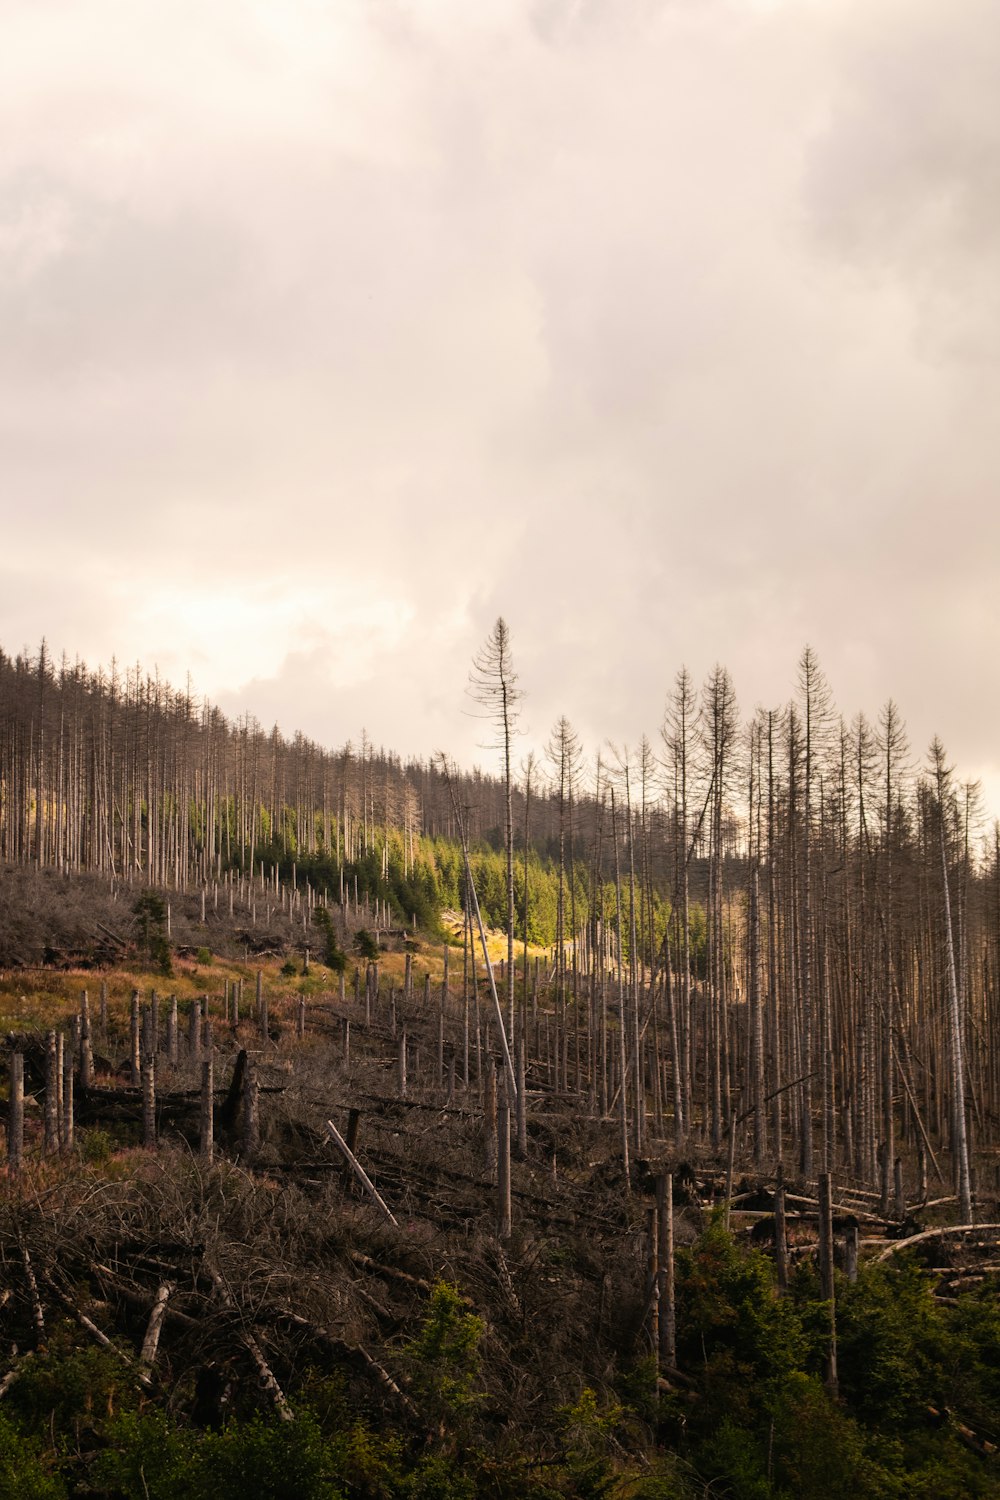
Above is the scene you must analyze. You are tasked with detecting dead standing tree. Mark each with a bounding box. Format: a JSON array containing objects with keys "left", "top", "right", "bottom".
[
  {"left": 663, "top": 667, "right": 700, "bottom": 1143},
  {"left": 547, "top": 717, "right": 582, "bottom": 1095},
  {"left": 437, "top": 754, "right": 518, "bottom": 1106},
  {"left": 468, "top": 617, "right": 521, "bottom": 1035},
  {"left": 795, "top": 646, "right": 833, "bottom": 1179},
  {"left": 929, "top": 739, "right": 973, "bottom": 1222}
]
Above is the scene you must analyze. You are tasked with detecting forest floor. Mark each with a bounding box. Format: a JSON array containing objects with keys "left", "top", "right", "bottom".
[{"left": 1, "top": 875, "right": 1000, "bottom": 1496}]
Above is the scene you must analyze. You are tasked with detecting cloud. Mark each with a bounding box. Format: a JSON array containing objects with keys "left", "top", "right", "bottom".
[
  {"left": 803, "top": 0, "right": 1000, "bottom": 362},
  {"left": 2, "top": 0, "right": 1000, "bottom": 816}
]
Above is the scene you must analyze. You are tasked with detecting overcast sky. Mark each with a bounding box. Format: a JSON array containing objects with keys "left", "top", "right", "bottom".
[{"left": 3, "top": 0, "right": 1000, "bottom": 818}]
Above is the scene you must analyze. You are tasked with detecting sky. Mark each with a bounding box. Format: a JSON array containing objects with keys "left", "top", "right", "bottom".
[{"left": 3, "top": 0, "right": 1000, "bottom": 820}]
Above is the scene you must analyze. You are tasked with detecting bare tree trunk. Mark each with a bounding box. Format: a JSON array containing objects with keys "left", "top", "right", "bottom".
[
  {"left": 657, "top": 1172, "right": 676, "bottom": 1369},
  {"left": 189, "top": 997, "right": 202, "bottom": 1063},
  {"left": 323, "top": 1120, "right": 397, "bottom": 1225},
  {"left": 611, "top": 788, "right": 630, "bottom": 1190},
  {"left": 516, "top": 1024, "right": 528, "bottom": 1160},
  {"left": 166, "top": 995, "right": 178, "bottom": 1066},
  {"left": 200, "top": 1053, "right": 214, "bottom": 1164},
  {"left": 647, "top": 1204, "right": 660, "bottom": 1379},
  {"left": 62, "top": 1041, "right": 74, "bottom": 1151},
  {"left": 497, "top": 1092, "right": 512, "bottom": 1241},
  {"left": 139, "top": 1283, "right": 174, "bottom": 1384},
  {"left": 468, "top": 618, "right": 520, "bottom": 1033},
  {"left": 934, "top": 741, "right": 973, "bottom": 1222},
  {"left": 242, "top": 1054, "right": 259, "bottom": 1161},
  {"left": 749, "top": 858, "right": 765, "bottom": 1166},
  {"left": 79, "top": 991, "right": 94, "bottom": 1090},
  {"left": 484, "top": 1058, "right": 498, "bottom": 1181},
  {"left": 774, "top": 1162, "right": 788, "bottom": 1292},
  {"left": 397, "top": 1033, "right": 408, "bottom": 1099},
  {"left": 44, "top": 1030, "right": 59, "bottom": 1153},
  {"left": 141, "top": 1052, "right": 156, "bottom": 1148},
  {"left": 8, "top": 1053, "right": 24, "bottom": 1174},
  {"left": 130, "top": 990, "right": 141, "bottom": 1086},
  {"left": 818, "top": 1170, "right": 838, "bottom": 1395}
]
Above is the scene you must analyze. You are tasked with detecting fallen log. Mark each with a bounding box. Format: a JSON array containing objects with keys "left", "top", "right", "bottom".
[
  {"left": 21, "top": 1247, "right": 45, "bottom": 1344},
  {"left": 138, "top": 1282, "right": 174, "bottom": 1386},
  {"left": 89, "top": 1263, "right": 200, "bottom": 1330},
  {"left": 274, "top": 1308, "right": 419, "bottom": 1422},
  {"left": 324, "top": 1119, "right": 398, "bottom": 1227},
  {"left": 95, "top": 921, "right": 129, "bottom": 948},
  {"left": 876, "top": 1224, "right": 1000, "bottom": 1263},
  {"left": 207, "top": 1266, "right": 293, "bottom": 1423},
  {"left": 927, "top": 1405, "right": 998, "bottom": 1458},
  {"left": 348, "top": 1251, "right": 434, "bottom": 1294},
  {"left": 0, "top": 1352, "right": 34, "bottom": 1400},
  {"left": 44, "top": 1275, "right": 133, "bottom": 1365}
]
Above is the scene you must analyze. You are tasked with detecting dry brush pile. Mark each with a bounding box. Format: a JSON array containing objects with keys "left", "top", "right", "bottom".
[
  {"left": 0, "top": 971, "right": 665, "bottom": 1451},
  {"left": 3, "top": 960, "right": 1000, "bottom": 1500}
]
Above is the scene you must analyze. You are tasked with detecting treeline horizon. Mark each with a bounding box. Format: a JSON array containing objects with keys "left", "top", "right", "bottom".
[
  {"left": 2, "top": 634, "right": 1000, "bottom": 1210},
  {"left": 2, "top": 636, "right": 995, "bottom": 876}
]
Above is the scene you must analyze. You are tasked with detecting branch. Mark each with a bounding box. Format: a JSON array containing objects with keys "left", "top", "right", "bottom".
[
  {"left": 207, "top": 1267, "right": 294, "bottom": 1423},
  {"left": 323, "top": 1120, "right": 398, "bottom": 1226}
]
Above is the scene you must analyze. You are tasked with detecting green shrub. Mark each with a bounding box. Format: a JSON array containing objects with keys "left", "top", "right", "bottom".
[
  {"left": 837, "top": 1259, "right": 949, "bottom": 1431},
  {"left": 555, "top": 1387, "right": 624, "bottom": 1500},
  {"left": 197, "top": 1411, "right": 343, "bottom": 1500},
  {"left": 767, "top": 1372, "right": 885, "bottom": 1500},
  {"left": 398, "top": 1450, "right": 478, "bottom": 1500},
  {"left": 404, "top": 1282, "right": 484, "bottom": 1436},
  {"left": 80, "top": 1127, "right": 113, "bottom": 1165},
  {"left": 133, "top": 890, "right": 173, "bottom": 976},
  {"left": 353, "top": 928, "right": 380, "bottom": 963},
  {"left": 5, "top": 1334, "right": 137, "bottom": 1445},
  {"left": 89, "top": 1410, "right": 197, "bottom": 1500},
  {"left": 0, "top": 1412, "right": 66, "bottom": 1499},
  {"left": 675, "top": 1217, "right": 812, "bottom": 1421},
  {"left": 311, "top": 906, "right": 348, "bottom": 971}
]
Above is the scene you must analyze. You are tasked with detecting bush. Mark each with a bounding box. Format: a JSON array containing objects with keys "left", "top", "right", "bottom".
[
  {"left": 404, "top": 1282, "right": 484, "bottom": 1436},
  {"left": 197, "top": 1411, "right": 343, "bottom": 1500},
  {"left": 353, "top": 928, "right": 380, "bottom": 963},
  {"left": 767, "top": 1373, "right": 883, "bottom": 1500},
  {"left": 5, "top": 1334, "right": 137, "bottom": 1446},
  {"left": 836, "top": 1259, "right": 945, "bottom": 1432},
  {"left": 134, "top": 890, "right": 173, "bottom": 976},
  {"left": 555, "top": 1387, "right": 625, "bottom": 1500},
  {"left": 312, "top": 907, "right": 348, "bottom": 972},
  {"left": 675, "top": 1217, "right": 812, "bottom": 1419},
  {"left": 89, "top": 1410, "right": 197, "bottom": 1500},
  {"left": 0, "top": 1413, "right": 65, "bottom": 1499},
  {"left": 80, "top": 1128, "right": 113, "bottom": 1165}
]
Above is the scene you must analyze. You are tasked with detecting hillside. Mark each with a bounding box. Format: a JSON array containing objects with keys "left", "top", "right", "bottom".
[
  {"left": 2, "top": 643, "right": 1000, "bottom": 1492},
  {"left": 0, "top": 934, "right": 999, "bottom": 1498}
]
